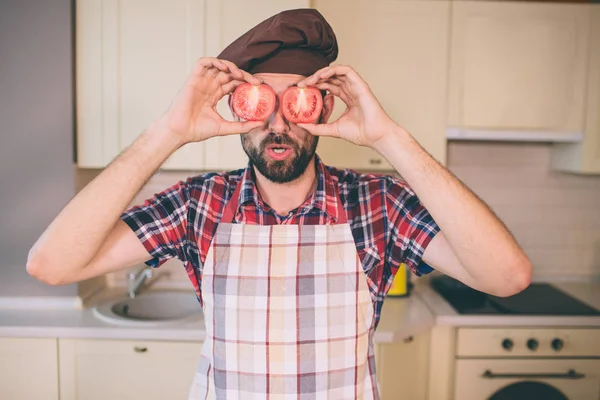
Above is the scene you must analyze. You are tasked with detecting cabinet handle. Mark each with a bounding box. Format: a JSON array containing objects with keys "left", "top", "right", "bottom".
[
  {"left": 403, "top": 336, "right": 414, "bottom": 343},
  {"left": 369, "top": 158, "right": 382, "bottom": 165},
  {"left": 134, "top": 346, "right": 148, "bottom": 353},
  {"left": 482, "top": 369, "right": 585, "bottom": 380}
]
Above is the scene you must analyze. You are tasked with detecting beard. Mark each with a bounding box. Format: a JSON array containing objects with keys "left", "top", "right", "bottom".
[{"left": 241, "top": 132, "right": 318, "bottom": 183}]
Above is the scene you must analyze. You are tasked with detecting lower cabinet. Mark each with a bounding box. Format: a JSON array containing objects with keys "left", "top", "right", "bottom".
[
  {"left": 0, "top": 338, "right": 59, "bottom": 400},
  {"left": 376, "top": 332, "right": 431, "bottom": 400},
  {"left": 58, "top": 339, "right": 202, "bottom": 400},
  {"left": 0, "top": 335, "right": 431, "bottom": 399}
]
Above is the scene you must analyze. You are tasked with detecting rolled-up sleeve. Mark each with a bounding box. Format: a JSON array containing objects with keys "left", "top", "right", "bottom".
[
  {"left": 384, "top": 177, "right": 440, "bottom": 276},
  {"left": 121, "top": 180, "right": 190, "bottom": 268}
]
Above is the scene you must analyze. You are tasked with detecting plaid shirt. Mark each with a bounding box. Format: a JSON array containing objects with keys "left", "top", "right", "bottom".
[{"left": 121, "top": 155, "right": 439, "bottom": 328}]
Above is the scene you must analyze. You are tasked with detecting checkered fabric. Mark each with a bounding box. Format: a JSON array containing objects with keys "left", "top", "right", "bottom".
[
  {"left": 188, "top": 184, "right": 378, "bottom": 399},
  {"left": 121, "top": 155, "right": 439, "bottom": 329}
]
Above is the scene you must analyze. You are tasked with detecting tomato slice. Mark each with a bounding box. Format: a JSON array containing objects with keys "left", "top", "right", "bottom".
[
  {"left": 281, "top": 86, "right": 323, "bottom": 124},
  {"left": 231, "top": 83, "right": 276, "bottom": 121}
]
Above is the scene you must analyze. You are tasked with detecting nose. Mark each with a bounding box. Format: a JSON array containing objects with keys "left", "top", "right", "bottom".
[{"left": 267, "top": 104, "right": 290, "bottom": 135}]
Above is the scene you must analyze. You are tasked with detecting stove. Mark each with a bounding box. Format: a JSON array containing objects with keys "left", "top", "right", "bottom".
[{"left": 430, "top": 275, "right": 600, "bottom": 316}]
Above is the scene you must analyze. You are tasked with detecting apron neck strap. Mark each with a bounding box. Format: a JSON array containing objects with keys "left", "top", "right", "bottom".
[
  {"left": 221, "top": 182, "right": 243, "bottom": 223},
  {"left": 221, "top": 180, "right": 348, "bottom": 224}
]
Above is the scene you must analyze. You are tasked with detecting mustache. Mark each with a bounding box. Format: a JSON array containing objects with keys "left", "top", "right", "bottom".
[{"left": 259, "top": 133, "right": 298, "bottom": 150}]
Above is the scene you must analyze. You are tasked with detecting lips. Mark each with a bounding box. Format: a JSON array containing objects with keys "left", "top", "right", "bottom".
[{"left": 265, "top": 144, "right": 292, "bottom": 161}]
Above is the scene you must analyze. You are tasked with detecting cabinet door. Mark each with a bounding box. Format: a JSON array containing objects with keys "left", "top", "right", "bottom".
[
  {"left": 313, "top": 0, "right": 450, "bottom": 170},
  {"left": 59, "top": 339, "right": 202, "bottom": 400},
  {"left": 448, "top": 1, "right": 590, "bottom": 135},
  {"left": 0, "top": 338, "right": 59, "bottom": 400},
  {"left": 375, "top": 332, "right": 430, "bottom": 400},
  {"left": 202, "top": 0, "right": 310, "bottom": 171},
  {"left": 552, "top": 5, "right": 600, "bottom": 174},
  {"left": 76, "top": 0, "right": 207, "bottom": 169}
]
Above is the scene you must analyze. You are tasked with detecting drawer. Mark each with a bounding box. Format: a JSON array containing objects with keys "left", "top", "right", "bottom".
[{"left": 456, "top": 328, "right": 600, "bottom": 358}]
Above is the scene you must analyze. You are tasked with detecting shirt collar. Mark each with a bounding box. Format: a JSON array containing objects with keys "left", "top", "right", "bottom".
[{"left": 237, "top": 154, "right": 340, "bottom": 222}]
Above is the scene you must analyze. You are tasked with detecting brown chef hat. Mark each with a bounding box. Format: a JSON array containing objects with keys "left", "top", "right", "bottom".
[{"left": 217, "top": 8, "right": 338, "bottom": 77}]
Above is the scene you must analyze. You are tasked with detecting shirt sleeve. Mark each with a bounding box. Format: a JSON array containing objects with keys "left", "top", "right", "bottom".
[
  {"left": 120, "top": 179, "right": 191, "bottom": 268},
  {"left": 384, "top": 177, "right": 440, "bottom": 276}
]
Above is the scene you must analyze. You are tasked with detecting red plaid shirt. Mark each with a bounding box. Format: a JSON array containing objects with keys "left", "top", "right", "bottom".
[{"left": 121, "top": 155, "right": 439, "bottom": 328}]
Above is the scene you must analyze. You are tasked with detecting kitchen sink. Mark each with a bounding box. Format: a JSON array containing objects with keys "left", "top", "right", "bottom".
[{"left": 93, "top": 290, "right": 203, "bottom": 326}]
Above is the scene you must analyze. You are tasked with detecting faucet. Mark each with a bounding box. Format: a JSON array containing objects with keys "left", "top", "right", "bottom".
[{"left": 127, "top": 266, "right": 153, "bottom": 298}]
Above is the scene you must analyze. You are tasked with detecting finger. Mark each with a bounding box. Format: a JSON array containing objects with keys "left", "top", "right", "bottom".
[
  {"left": 216, "top": 70, "right": 235, "bottom": 85},
  {"left": 314, "top": 82, "right": 342, "bottom": 97},
  {"left": 315, "top": 80, "right": 355, "bottom": 107},
  {"left": 217, "top": 59, "right": 244, "bottom": 80},
  {"left": 194, "top": 57, "right": 229, "bottom": 75},
  {"left": 221, "top": 79, "right": 245, "bottom": 95},
  {"left": 218, "top": 120, "right": 265, "bottom": 136},
  {"left": 220, "top": 59, "right": 262, "bottom": 85},
  {"left": 296, "top": 122, "right": 340, "bottom": 138},
  {"left": 297, "top": 66, "right": 332, "bottom": 88}
]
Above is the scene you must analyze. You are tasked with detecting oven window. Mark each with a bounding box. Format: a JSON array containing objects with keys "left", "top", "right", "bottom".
[{"left": 489, "top": 381, "right": 568, "bottom": 400}]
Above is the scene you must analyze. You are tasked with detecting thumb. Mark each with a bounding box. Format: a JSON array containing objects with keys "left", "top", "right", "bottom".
[
  {"left": 218, "top": 120, "right": 264, "bottom": 136},
  {"left": 297, "top": 122, "right": 340, "bottom": 137}
]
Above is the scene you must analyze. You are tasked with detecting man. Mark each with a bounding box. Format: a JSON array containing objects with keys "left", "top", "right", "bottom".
[{"left": 27, "top": 8, "right": 531, "bottom": 400}]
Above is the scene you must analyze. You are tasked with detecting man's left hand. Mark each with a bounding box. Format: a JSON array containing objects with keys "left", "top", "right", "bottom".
[{"left": 297, "top": 65, "right": 397, "bottom": 149}]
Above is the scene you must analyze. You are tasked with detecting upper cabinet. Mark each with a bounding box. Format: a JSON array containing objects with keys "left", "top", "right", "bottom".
[
  {"left": 76, "top": 0, "right": 206, "bottom": 169},
  {"left": 447, "top": 1, "right": 591, "bottom": 141},
  {"left": 313, "top": 0, "right": 451, "bottom": 169},
  {"left": 76, "top": 0, "right": 600, "bottom": 174},
  {"left": 76, "top": 0, "right": 308, "bottom": 170},
  {"left": 552, "top": 6, "right": 600, "bottom": 174}
]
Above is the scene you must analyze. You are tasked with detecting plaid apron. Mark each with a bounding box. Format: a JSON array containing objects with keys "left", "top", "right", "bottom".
[{"left": 188, "top": 182, "right": 379, "bottom": 400}]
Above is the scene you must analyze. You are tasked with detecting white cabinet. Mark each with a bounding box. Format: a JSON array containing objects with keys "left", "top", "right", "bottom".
[
  {"left": 447, "top": 1, "right": 591, "bottom": 140},
  {"left": 76, "top": 0, "right": 207, "bottom": 170},
  {"left": 552, "top": 5, "right": 600, "bottom": 174},
  {"left": 0, "top": 338, "right": 59, "bottom": 400},
  {"left": 76, "top": 0, "right": 308, "bottom": 171},
  {"left": 58, "top": 338, "right": 202, "bottom": 400},
  {"left": 313, "top": 0, "right": 450, "bottom": 170},
  {"left": 375, "top": 332, "right": 430, "bottom": 400}
]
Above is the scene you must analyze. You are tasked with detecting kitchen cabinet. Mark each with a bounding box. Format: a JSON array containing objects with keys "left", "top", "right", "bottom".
[
  {"left": 313, "top": 0, "right": 450, "bottom": 169},
  {"left": 447, "top": 1, "right": 591, "bottom": 141},
  {"left": 376, "top": 332, "right": 430, "bottom": 400},
  {"left": 76, "top": 0, "right": 308, "bottom": 171},
  {"left": 552, "top": 5, "right": 600, "bottom": 174},
  {"left": 0, "top": 338, "right": 59, "bottom": 400},
  {"left": 58, "top": 338, "right": 202, "bottom": 400}
]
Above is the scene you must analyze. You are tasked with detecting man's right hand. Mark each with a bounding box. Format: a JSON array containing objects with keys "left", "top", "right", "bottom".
[
  {"left": 27, "top": 57, "right": 265, "bottom": 286},
  {"left": 158, "top": 57, "right": 265, "bottom": 145}
]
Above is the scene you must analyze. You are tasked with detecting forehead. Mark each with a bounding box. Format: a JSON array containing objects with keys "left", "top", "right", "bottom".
[{"left": 254, "top": 73, "right": 307, "bottom": 93}]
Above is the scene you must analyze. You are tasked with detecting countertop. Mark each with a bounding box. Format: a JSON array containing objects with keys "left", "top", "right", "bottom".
[
  {"left": 0, "top": 287, "right": 435, "bottom": 343},
  {"left": 1, "top": 279, "right": 598, "bottom": 343}
]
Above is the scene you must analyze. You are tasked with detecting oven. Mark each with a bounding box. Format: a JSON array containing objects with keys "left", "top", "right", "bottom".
[
  {"left": 429, "top": 275, "right": 600, "bottom": 400},
  {"left": 453, "top": 328, "right": 600, "bottom": 400}
]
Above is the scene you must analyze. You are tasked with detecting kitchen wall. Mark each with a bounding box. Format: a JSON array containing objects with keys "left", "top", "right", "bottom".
[
  {"left": 92, "top": 141, "right": 600, "bottom": 288},
  {"left": 448, "top": 142, "right": 600, "bottom": 280},
  {"left": 0, "top": 0, "right": 78, "bottom": 297}
]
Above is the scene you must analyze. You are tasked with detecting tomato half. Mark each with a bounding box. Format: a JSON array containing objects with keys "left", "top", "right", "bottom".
[
  {"left": 281, "top": 86, "right": 323, "bottom": 124},
  {"left": 231, "top": 83, "right": 276, "bottom": 121}
]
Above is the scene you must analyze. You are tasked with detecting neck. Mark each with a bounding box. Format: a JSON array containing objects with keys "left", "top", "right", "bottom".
[{"left": 253, "top": 158, "right": 318, "bottom": 216}]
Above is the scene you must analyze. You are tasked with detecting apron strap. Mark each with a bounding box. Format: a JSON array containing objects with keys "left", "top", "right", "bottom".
[
  {"left": 221, "top": 181, "right": 243, "bottom": 224},
  {"left": 220, "top": 179, "right": 348, "bottom": 225}
]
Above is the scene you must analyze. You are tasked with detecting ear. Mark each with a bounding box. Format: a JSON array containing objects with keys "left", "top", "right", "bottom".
[{"left": 320, "top": 92, "right": 335, "bottom": 124}]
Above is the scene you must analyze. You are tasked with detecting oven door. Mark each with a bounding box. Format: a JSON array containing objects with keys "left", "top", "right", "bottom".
[{"left": 454, "top": 359, "right": 600, "bottom": 400}]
